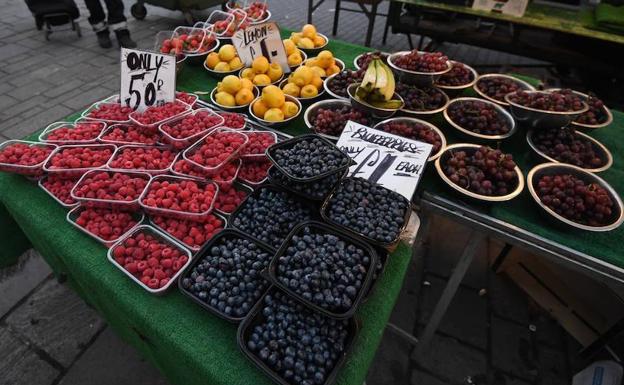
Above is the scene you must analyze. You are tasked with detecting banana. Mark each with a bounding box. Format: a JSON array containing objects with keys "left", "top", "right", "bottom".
[
  {"left": 379, "top": 61, "right": 395, "bottom": 101},
  {"left": 369, "top": 99, "right": 404, "bottom": 109},
  {"left": 374, "top": 59, "right": 388, "bottom": 96},
  {"left": 359, "top": 58, "right": 377, "bottom": 93}
]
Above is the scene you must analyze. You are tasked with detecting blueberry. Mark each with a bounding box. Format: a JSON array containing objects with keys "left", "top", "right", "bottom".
[
  {"left": 327, "top": 178, "right": 409, "bottom": 243},
  {"left": 182, "top": 234, "right": 271, "bottom": 319},
  {"left": 245, "top": 291, "right": 350, "bottom": 385},
  {"left": 232, "top": 188, "right": 315, "bottom": 248},
  {"left": 273, "top": 137, "right": 350, "bottom": 180}
]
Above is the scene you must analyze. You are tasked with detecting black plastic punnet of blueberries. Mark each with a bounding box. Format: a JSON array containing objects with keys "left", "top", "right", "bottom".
[
  {"left": 179, "top": 229, "right": 274, "bottom": 322},
  {"left": 237, "top": 287, "right": 357, "bottom": 385},
  {"left": 230, "top": 185, "right": 317, "bottom": 249},
  {"left": 267, "top": 166, "right": 343, "bottom": 201},
  {"left": 267, "top": 221, "right": 378, "bottom": 318},
  {"left": 266, "top": 134, "right": 353, "bottom": 182},
  {"left": 322, "top": 177, "right": 411, "bottom": 246}
]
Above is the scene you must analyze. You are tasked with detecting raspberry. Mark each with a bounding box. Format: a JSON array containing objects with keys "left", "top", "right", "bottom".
[
  {"left": 129, "top": 101, "right": 190, "bottom": 126},
  {"left": 219, "top": 112, "right": 246, "bottom": 129},
  {"left": 46, "top": 145, "right": 115, "bottom": 174},
  {"left": 240, "top": 132, "right": 276, "bottom": 158},
  {"left": 140, "top": 176, "right": 217, "bottom": 216},
  {"left": 215, "top": 184, "right": 249, "bottom": 214},
  {"left": 73, "top": 207, "right": 138, "bottom": 241},
  {"left": 100, "top": 124, "right": 161, "bottom": 145},
  {"left": 86, "top": 102, "right": 133, "bottom": 122},
  {"left": 72, "top": 170, "right": 150, "bottom": 205},
  {"left": 40, "top": 175, "right": 79, "bottom": 205},
  {"left": 152, "top": 214, "right": 224, "bottom": 250},
  {"left": 160, "top": 109, "right": 224, "bottom": 150},
  {"left": 108, "top": 146, "right": 176, "bottom": 173},
  {"left": 0, "top": 142, "right": 55, "bottom": 176},
  {"left": 43, "top": 121, "right": 105, "bottom": 143},
  {"left": 238, "top": 159, "right": 271, "bottom": 184},
  {"left": 185, "top": 130, "right": 247, "bottom": 170}
]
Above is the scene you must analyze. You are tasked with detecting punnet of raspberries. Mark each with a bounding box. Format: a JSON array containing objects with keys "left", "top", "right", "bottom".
[
  {"left": 108, "top": 146, "right": 176, "bottom": 172},
  {"left": 176, "top": 92, "right": 198, "bottom": 107},
  {"left": 185, "top": 130, "right": 247, "bottom": 170},
  {"left": 110, "top": 228, "right": 190, "bottom": 290},
  {"left": 507, "top": 90, "right": 585, "bottom": 112},
  {"left": 160, "top": 109, "right": 224, "bottom": 140},
  {"left": 141, "top": 177, "right": 217, "bottom": 215},
  {"left": 240, "top": 132, "right": 276, "bottom": 158},
  {"left": 43, "top": 121, "right": 105, "bottom": 143},
  {"left": 393, "top": 50, "right": 449, "bottom": 73},
  {"left": 130, "top": 101, "right": 189, "bottom": 126},
  {"left": 536, "top": 173, "right": 614, "bottom": 227},
  {"left": 376, "top": 120, "right": 442, "bottom": 154},
  {"left": 72, "top": 170, "right": 149, "bottom": 203},
  {"left": 219, "top": 112, "right": 246, "bottom": 129},
  {"left": 87, "top": 102, "right": 133, "bottom": 122},
  {"left": 74, "top": 207, "right": 139, "bottom": 242},
  {"left": 41, "top": 176, "right": 79, "bottom": 205},
  {"left": 531, "top": 127, "right": 605, "bottom": 169},
  {"left": 238, "top": 159, "right": 271, "bottom": 184},
  {"left": 443, "top": 146, "right": 518, "bottom": 196},
  {"left": 436, "top": 62, "right": 474, "bottom": 87},
  {"left": 151, "top": 214, "right": 224, "bottom": 250},
  {"left": 215, "top": 184, "right": 249, "bottom": 214},
  {"left": 0, "top": 142, "right": 54, "bottom": 167},
  {"left": 47, "top": 145, "right": 114, "bottom": 170},
  {"left": 100, "top": 124, "right": 161, "bottom": 145}
]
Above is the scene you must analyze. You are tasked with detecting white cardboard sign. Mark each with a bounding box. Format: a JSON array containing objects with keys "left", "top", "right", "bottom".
[
  {"left": 120, "top": 48, "right": 176, "bottom": 112},
  {"left": 335, "top": 121, "right": 433, "bottom": 200},
  {"left": 232, "top": 21, "right": 289, "bottom": 73}
]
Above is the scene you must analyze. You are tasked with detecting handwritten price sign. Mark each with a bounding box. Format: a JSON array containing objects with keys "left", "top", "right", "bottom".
[
  {"left": 232, "top": 21, "right": 289, "bottom": 73},
  {"left": 336, "top": 121, "right": 433, "bottom": 200},
  {"left": 120, "top": 48, "right": 176, "bottom": 112}
]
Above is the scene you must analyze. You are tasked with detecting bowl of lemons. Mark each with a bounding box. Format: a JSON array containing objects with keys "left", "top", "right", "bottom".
[
  {"left": 288, "top": 24, "right": 328, "bottom": 56},
  {"left": 238, "top": 56, "right": 285, "bottom": 90},
  {"left": 283, "top": 39, "right": 307, "bottom": 72},
  {"left": 279, "top": 66, "right": 325, "bottom": 104},
  {"left": 210, "top": 75, "right": 259, "bottom": 113},
  {"left": 204, "top": 44, "right": 245, "bottom": 79},
  {"left": 249, "top": 85, "right": 302, "bottom": 128}
]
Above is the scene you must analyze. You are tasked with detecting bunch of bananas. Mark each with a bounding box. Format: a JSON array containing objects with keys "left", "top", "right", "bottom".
[{"left": 354, "top": 57, "right": 403, "bottom": 109}]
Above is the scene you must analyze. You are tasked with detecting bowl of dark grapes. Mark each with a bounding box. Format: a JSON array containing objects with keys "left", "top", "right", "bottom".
[
  {"left": 527, "top": 163, "right": 623, "bottom": 232},
  {"left": 473, "top": 74, "right": 535, "bottom": 106},
  {"left": 443, "top": 97, "right": 516, "bottom": 141},
  {"left": 387, "top": 50, "right": 452, "bottom": 86},
  {"left": 434, "top": 61, "right": 478, "bottom": 96},
  {"left": 435, "top": 144, "right": 524, "bottom": 202},
  {"left": 505, "top": 90, "right": 588, "bottom": 129},
  {"left": 373, "top": 117, "right": 446, "bottom": 161}
]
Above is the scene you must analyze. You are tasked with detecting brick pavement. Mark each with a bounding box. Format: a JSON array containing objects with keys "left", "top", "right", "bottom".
[{"left": 0, "top": 0, "right": 575, "bottom": 384}]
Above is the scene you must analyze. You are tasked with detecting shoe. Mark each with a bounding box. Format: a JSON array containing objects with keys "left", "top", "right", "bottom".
[
  {"left": 96, "top": 30, "right": 112, "bottom": 48},
  {"left": 115, "top": 29, "right": 137, "bottom": 48}
]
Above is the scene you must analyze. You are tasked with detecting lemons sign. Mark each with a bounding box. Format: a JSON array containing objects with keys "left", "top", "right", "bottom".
[{"left": 232, "top": 22, "right": 289, "bottom": 73}]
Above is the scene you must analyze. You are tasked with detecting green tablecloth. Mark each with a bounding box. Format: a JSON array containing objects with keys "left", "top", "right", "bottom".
[{"left": 0, "top": 36, "right": 412, "bottom": 385}]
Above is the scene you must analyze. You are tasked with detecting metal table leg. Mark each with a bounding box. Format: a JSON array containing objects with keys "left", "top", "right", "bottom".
[{"left": 412, "top": 231, "right": 485, "bottom": 360}]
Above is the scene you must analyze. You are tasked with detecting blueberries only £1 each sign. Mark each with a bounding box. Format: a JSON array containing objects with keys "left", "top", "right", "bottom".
[
  {"left": 232, "top": 21, "right": 289, "bottom": 73},
  {"left": 120, "top": 48, "right": 176, "bottom": 112},
  {"left": 336, "top": 121, "right": 433, "bottom": 200}
]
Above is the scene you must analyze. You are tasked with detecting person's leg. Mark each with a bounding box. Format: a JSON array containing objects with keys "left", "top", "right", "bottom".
[
  {"left": 83, "top": 0, "right": 112, "bottom": 48},
  {"left": 103, "top": 0, "right": 137, "bottom": 48}
]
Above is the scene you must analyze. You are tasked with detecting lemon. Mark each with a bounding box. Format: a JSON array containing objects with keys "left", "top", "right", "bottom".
[
  {"left": 262, "top": 85, "right": 285, "bottom": 108},
  {"left": 264, "top": 108, "right": 285, "bottom": 122},
  {"left": 253, "top": 74, "right": 272, "bottom": 86},
  {"left": 302, "top": 24, "right": 317, "bottom": 39},
  {"left": 214, "top": 61, "right": 231, "bottom": 72},
  {"left": 287, "top": 52, "right": 302, "bottom": 67},
  {"left": 228, "top": 57, "right": 243, "bottom": 70},
  {"left": 326, "top": 64, "right": 340, "bottom": 76},
  {"left": 297, "top": 37, "right": 314, "bottom": 49},
  {"left": 316, "top": 50, "right": 334, "bottom": 69},
  {"left": 240, "top": 78, "right": 254, "bottom": 90},
  {"left": 267, "top": 63, "right": 283, "bottom": 82},
  {"left": 205, "top": 52, "right": 220, "bottom": 69},
  {"left": 241, "top": 67, "right": 255, "bottom": 79},
  {"left": 252, "top": 56, "right": 270, "bottom": 73},
  {"left": 310, "top": 66, "right": 326, "bottom": 78},
  {"left": 221, "top": 75, "right": 242, "bottom": 94},
  {"left": 290, "top": 32, "right": 303, "bottom": 44},
  {"left": 282, "top": 82, "right": 301, "bottom": 97},
  {"left": 313, "top": 35, "right": 326, "bottom": 47},
  {"left": 215, "top": 91, "right": 236, "bottom": 107},
  {"left": 281, "top": 101, "right": 299, "bottom": 118},
  {"left": 283, "top": 39, "right": 296, "bottom": 56},
  {"left": 252, "top": 99, "right": 268, "bottom": 117},
  {"left": 300, "top": 84, "right": 318, "bottom": 98},
  {"left": 292, "top": 66, "right": 313, "bottom": 87},
  {"left": 218, "top": 44, "right": 236, "bottom": 62},
  {"left": 235, "top": 88, "right": 254, "bottom": 106},
  {"left": 310, "top": 75, "right": 323, "bottom": 90}
]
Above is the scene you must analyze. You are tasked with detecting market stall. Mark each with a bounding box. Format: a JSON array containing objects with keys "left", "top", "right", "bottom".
[{"left": 0, "top": 3, "right": 623, "bottom": 385}]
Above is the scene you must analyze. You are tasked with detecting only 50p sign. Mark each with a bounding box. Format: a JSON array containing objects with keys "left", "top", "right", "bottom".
[{"left": 120, "top": 48, "right": 176, "bottom": 111}]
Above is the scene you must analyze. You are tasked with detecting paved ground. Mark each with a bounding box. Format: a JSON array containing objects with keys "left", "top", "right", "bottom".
[{"left": 0, "top": 0, "right": 582, "bottom": 384}]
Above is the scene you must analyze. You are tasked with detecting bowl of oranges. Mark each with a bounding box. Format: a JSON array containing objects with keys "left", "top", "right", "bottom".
[
  {"left": 239, "top": 56, "right": 284, "bottom": 90},
  {"left": 249, "top": 85, "right": 301, "bottom": 127},
  {"left": 279, "top": 66, "right": 325, "bottom": 104},
  {"left": 283, "top": 39, "right": 307, "bottom": 71},
  {"left": 204, "top": 44, "right": 245, "bottom": 79},
  {"left": 289, "top": 24, "right": 328, "bottom": 56},
  {"left": 301, "top": 50, "right": 343, "bottom": 78},
  {"left": 210, "top": 75, "right": 259, "bottom": 112}
]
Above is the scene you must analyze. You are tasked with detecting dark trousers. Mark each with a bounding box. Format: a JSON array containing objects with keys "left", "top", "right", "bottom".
[{"left": 84, "top": 0, "right": 126, "bottom": 27}]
